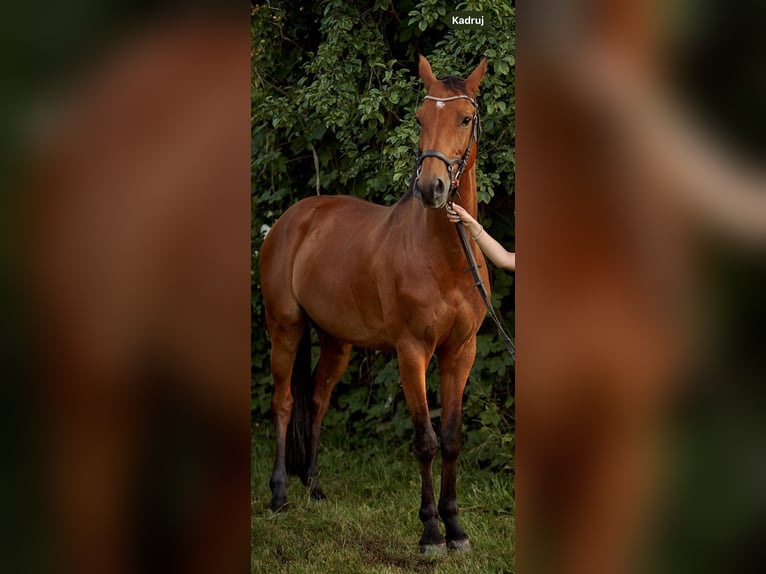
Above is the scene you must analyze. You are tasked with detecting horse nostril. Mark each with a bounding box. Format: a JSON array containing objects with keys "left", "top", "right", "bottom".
[{"left": 414, "top": 176, "right": 447, "bottom": 204}]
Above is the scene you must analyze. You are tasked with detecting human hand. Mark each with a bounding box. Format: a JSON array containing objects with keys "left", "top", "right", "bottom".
[
  {"left": 446, "top": 203, "right": 472, "bottom": 222},
  {"left": 446, "top": 203, "right": 483, "bottom": 238}
]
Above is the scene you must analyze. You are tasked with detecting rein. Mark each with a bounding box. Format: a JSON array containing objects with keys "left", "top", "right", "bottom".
[
  {"left": 452, "top": 213, "right": 516, "bottom": 361},
  {"left": 412, "top": 92, "right": 515, "bottom": 361}
]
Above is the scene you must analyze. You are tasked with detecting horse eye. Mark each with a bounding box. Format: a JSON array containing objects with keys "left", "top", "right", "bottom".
[
  {"left": 415, "top": 116, "right": 421, "bottom": 126},
  {"left": 461, "top": 116, "right": 472, "bottom": 126}
]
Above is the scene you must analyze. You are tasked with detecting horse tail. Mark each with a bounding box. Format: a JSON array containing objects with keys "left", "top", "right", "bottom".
[{"left": 286, "top": 324, "right": 313, "bottom": 484}]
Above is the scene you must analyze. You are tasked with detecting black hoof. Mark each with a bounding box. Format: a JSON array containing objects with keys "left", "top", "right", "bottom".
[
  {"left": 419, "top": 542, "right": 447, "bottom": 556},
  {"left": 310, "top": 488, "right": 327, "bottom": 501},
  {"left": 308, "top": 475, "right": 326, "bottom": 501},
  {"left": 267, "top": 498, "right": 288, "bottom": 513},
  {"left": 447, "top": 538, "right": 472, "bottom": 552}
]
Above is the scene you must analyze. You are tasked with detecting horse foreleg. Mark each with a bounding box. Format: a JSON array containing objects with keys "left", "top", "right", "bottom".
[
  {"left": 437, "top": 340, "right": 476, "bottom": 551},
  {"left": 306, "top": 334, "right": 351, "bottom": 500},
  {"left": 398, "top": 346, "right": 444, "bottom": 553},
  {"left": 266, "top": 314, "right": 306, "bottom": 512}
]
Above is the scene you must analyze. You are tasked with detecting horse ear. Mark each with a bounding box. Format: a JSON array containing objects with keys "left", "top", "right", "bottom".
[
  {"left": 418, "top": 54, "right": 437, "bottom": 91},
  {"left": 465, "top": 58, "right": 488, "bottom": 93}
]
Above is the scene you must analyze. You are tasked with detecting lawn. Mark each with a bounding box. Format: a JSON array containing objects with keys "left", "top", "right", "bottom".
[{"left": 251, "top": 431, "right": 515, "bottom": 573}]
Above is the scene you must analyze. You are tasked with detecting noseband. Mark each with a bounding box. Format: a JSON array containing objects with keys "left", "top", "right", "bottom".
[{"left": 415, "top": 94, "right": 481, "bottom": 198}]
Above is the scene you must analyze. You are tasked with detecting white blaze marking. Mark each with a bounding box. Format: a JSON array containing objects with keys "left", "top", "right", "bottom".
[{"left": 436, "top": 101, "right": 445, "bottom": 109}]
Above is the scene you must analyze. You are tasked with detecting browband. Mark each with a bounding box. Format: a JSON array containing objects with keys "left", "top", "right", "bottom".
[{"left": 423, "top": 95, "right": 478, "bottom": 106}]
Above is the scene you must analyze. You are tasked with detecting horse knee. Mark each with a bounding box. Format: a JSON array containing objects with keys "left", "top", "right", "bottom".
[
  {"left": 412, "top": 426, "right": 438, "bottom": 463},
  {"left": 440, "top": 423, "right": 462, "bottom": 461}
]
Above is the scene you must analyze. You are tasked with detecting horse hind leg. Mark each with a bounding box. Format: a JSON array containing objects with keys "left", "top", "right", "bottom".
[
  {"left": 305, "top": 333, "right": 351, "bottom": 500},
  {"left": 266, "top": 311, "right": 308, "bottom": 512}
]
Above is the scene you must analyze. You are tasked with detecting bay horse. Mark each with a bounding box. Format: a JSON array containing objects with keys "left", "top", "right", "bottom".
[{"left": 259, "top": 55, "right": 490, "bottom": 554}]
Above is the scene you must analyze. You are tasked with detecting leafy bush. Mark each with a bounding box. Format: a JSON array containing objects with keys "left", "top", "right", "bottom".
[{"left": 252, "top": 0, "right": 515, "bottom": 472}]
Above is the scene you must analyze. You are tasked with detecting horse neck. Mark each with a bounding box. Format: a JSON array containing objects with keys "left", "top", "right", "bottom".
[{"left": 455, "top": 164, "right": 479, "bottom": 217}]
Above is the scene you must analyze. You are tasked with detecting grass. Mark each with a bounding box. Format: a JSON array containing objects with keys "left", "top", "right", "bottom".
[{"left": 252, "top": 432, "right": 514, "bottom": 573}]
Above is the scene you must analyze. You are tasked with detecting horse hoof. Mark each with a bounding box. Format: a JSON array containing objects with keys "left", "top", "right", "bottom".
[
  {"left": 310, "top": 488, "right": 327, "bottom": 501},
  {"left": 419, "top": 542, "right": 447, "bottom": 556},
  {"left": 448, "top": 538, "right": 472, "bottom": 552},
  {"left": 267, "top": 499, "right": 288, "bottom": 513}
]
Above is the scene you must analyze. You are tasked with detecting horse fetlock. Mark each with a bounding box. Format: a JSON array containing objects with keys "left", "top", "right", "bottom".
[
  {"left": 438, "top": 499, "right": 459, "bottom": 519},
  {"left": 419, "top": 506, "right": 439, "bottom": 525},
  {"left": 269, "top": 471, "right": 286, "bottom": 493}
]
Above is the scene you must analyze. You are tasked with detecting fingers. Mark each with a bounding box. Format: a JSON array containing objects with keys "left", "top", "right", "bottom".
[{"left": 446, "top": 204, "right": 467, "bottom": 223}]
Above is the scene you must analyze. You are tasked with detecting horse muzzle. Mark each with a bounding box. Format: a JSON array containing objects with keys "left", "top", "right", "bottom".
[{"left": 414, "top": 175, "right": 449, "bottom": 209}]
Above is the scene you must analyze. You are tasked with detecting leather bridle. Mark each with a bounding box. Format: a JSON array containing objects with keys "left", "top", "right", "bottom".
[{"left": 414, "top": 94, "right": 481, "bottom": 198}]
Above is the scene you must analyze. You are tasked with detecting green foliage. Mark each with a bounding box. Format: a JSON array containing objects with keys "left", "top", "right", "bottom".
[{"left": 252, "top": 0, "right": 514, "bottom": 472}]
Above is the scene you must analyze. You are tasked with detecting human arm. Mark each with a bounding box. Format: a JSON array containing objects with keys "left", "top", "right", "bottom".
[{"left": 446, "top": 204, "right": 515, "bottom": 271}]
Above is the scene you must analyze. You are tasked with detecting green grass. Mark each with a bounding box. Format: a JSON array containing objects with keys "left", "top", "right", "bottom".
[{"left": 252, "top": 433, "right": 514, "bottom": 573}]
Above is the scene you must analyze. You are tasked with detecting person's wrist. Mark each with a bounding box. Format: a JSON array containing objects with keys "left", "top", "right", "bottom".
[{"left": 471, "top": 224, "right": 484, "bottom": 240}]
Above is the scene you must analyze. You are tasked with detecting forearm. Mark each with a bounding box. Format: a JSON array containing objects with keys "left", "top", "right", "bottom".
[
  {"left": 449, "top": 205, "right": 515, "bottom": 270},
  {"left": 475, "top": 230, "right": 515, "bottom": 270}
]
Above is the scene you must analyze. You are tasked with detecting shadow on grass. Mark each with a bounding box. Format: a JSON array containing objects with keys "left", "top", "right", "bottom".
[{"left": 358, "top": 535, "right": 438, "bottom": 573}]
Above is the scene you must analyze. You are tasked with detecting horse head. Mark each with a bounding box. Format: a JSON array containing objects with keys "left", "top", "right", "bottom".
[{"left": 413, "top": 55, "right": 487, "bottom": 208}]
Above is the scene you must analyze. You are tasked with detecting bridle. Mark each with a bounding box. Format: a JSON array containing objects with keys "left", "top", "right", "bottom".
[{"left": 414, "top": 94, "right": 481, "bottom": 198}]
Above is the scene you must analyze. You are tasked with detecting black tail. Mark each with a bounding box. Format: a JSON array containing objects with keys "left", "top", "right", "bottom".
[{"left": 285, "top": 325, "right": 313, "bottom": 485}]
